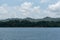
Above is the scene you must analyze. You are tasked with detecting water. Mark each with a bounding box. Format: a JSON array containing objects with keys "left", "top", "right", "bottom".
[{"left": 0, "top": 28, "right": 60, "bottom": 40}]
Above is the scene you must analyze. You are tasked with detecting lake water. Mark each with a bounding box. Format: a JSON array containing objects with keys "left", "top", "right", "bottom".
[{"left": 0, "top": 28, "right": 60, "bottom": 40}]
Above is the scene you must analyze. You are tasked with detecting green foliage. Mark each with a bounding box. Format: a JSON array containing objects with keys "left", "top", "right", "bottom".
[{"left": 0, "top": 19, "right": 60, "bottom": 27}]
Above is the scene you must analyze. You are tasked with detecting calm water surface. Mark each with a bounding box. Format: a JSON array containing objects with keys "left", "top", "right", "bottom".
[{"left": 0, "top": 28, "right": 60, "bottom": 40}]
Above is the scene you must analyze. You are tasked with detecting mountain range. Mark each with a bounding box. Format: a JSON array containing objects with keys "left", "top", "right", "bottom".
[{"left": 1, "top": 17, "right": 60, "bottom": 22}]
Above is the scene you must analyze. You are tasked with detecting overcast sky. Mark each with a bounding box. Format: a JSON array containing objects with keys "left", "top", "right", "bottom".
[{"left": 0, "top": 0, "right": 60, "bottom": 19}]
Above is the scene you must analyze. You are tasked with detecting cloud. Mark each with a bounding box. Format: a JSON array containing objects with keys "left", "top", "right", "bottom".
[
  {"left": 18, "top": 2, "right": 32, "bottom": 16},
  {"left": 40, "top": 0, "right": 50, "bottom": 3},
  {"left": 32, "top": 6, "right": 40, "bottom": 13},
  {"left": 1, "top": 1, "right": 60, "bottom": 19},
  {"left": 0, "top": 2, "right": 41, "bottom": 19},
  {"left": 15, "top": 2, "right": 41, "bottom": 18},
  {"left": 48, "top": 1, "right": 60, "bottom": 12},
  {"left": 45, "top": 1, "right": 60, "bottom": 17},
  {"left": 0, "top": 6, "right": 8, "bottom": 14}
]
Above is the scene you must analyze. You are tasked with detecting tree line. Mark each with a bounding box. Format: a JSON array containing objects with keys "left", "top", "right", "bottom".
[{"left": 0, "top": 19, "right": 60, "bottom": 27}]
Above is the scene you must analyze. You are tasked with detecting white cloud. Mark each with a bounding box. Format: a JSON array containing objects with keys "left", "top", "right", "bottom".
[
  {"left": 46, "top": 1, "right": 60, "bottom": 18},
  {"left": 48, "top": 1, "right": 60, "bottom": 12},
  {"left": 0, "top": 2, "right": 41, "bottom": 19},
  {"left": 20, "top": 2, "right": 32, "bottom": 9},
  {"left": 18, "top": 2, "right": 32, "bottom": 16},
  {"left": 0, "top": 7, "right": 8, "bottom": 14},
  {"left": 17, "top": 2, "right": 41, "bottom": 18},
  {"left": 1, "top": 1, "right": 60, "bottom": 19},
  {"left": 32, "top": 6, "right": 40, "bottom": 13}
]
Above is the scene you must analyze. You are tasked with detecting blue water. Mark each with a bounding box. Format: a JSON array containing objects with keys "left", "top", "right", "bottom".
[{"left": 0, "top": 28, "right": 60, "bottom": 40}]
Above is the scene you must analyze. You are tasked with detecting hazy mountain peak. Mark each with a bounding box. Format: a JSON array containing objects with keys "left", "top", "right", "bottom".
[
  {"left": 24, "top": 17, "right": 33, "bottom": 20},
  {"left": 43, "top": 17, "right": 51, "bottom": 19}
]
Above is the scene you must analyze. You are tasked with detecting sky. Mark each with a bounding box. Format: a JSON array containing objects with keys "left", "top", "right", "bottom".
[{"left": 0, "top": 0, "right": 60, "bottom": 19}]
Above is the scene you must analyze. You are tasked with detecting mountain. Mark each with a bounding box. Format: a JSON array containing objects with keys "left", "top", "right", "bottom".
[
  {"left": 0, "top": 17, "right": 60, "bottom": 22},
  {"left": 42, "top": 17, "right": 60, "bottom": 21},
  {"left": 22, "top": 17, "right": 60, "bottom": 22},
  {"left": 0, "top": 17, "right": 60, "bottom": 27}
]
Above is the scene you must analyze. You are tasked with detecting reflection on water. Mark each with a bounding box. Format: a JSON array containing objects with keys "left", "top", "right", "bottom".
[{"left": 0, "top": 28, "right": 60, "bottom": 40}]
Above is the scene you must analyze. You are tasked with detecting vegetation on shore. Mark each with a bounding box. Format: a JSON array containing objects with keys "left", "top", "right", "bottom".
[{"left": 0, "top": 17, "right": 60, "bottom": 27}]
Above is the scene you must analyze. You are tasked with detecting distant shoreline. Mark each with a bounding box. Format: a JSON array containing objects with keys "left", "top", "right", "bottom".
[{"left": 0, "top": 17, "right": 60, "bottom": 27}]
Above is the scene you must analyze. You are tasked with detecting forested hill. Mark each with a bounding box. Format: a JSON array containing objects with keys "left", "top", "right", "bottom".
[{"left": 0, "top": 17, "right": 60, "bottom": 27}]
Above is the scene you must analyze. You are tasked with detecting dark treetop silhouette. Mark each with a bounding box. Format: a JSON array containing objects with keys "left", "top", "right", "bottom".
[{"left": 0, "top": 17, "right": 60, "bottom": 27}]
